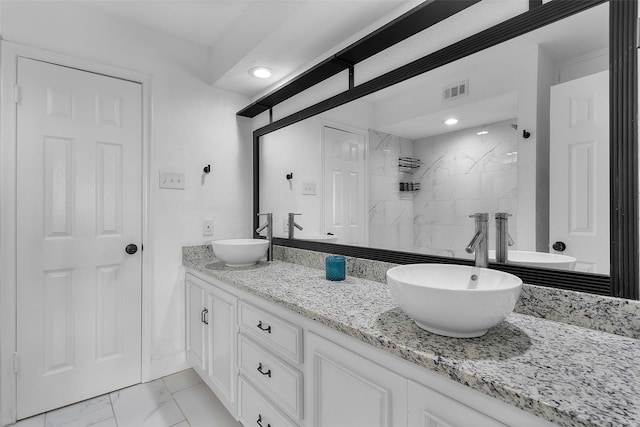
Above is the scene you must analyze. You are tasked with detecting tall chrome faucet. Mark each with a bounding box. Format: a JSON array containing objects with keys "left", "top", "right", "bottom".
[
  {"left": 466, "top": 213, "right": 489, "bottom": 268},
  {"left": 256, "top": 213, "right": 273, "bottom": 261},
  {"left": 288, "top": 213, "right": 303, "bottom": 239},
  {"left": 495, "top": 212, "right": 514, "bottom": 263}
]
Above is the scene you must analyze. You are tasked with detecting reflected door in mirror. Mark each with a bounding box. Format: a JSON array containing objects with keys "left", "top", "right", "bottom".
[
  {"left": 549, "top": 70, "right": 609, "bottom": 274},
  {"left": 323, "top": 126, "right": 367, "bottom": 245}
]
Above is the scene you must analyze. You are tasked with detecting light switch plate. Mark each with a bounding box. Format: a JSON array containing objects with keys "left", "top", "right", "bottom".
[
  {"left": 302, "top": 182, "right": 317, "bottom": 195},
  {"left": 159, "top": 171, "right": 185, "bottom": 189}
]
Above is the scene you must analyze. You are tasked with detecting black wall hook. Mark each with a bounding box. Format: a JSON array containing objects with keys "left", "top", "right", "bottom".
[
  {"left": 286, "top": 172, "right": 293, "bottom": 180},
  {"left": 203, "top": 164, "right": 211, "bottom": 174},
  {"left": 522, "top": 130, "right": 531, "bottom": 139}
]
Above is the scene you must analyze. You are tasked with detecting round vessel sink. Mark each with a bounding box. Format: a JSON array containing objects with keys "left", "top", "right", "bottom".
[
  {"left": 296, "top": 235, "right": 338, "bottom": 243},
  {"left": 211, "top": 239, "right": 269, "bottom": 267},
  {"left": 386, "top": 264, "right": 522, "bottom": 338},
  {"left": 489, "top": 250, "right": 576, "bottom": 270}
]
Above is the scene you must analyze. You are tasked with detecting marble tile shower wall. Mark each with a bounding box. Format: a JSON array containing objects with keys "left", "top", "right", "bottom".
[
  {"left": 368, "top": 130, "right": 415, "bottom": 251},
  {"left": 413, "top": 119, "right": 519, "bottom": 258}
]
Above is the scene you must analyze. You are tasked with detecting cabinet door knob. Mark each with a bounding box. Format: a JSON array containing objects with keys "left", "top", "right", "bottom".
[
  {"left": 257, "top": 362, "right": 272, "bottom": 378},
  {"left": 257, "top": 321, "right": 271, "bottom": 334},
  {"left": 257, "top": 415, "right": 270, "bottom": 427}
]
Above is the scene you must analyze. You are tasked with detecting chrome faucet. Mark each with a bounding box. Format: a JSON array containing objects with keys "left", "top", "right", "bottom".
[
  {"left": 495, "top": 212, "right": 514, "bottom": 263},
  {"left": 288, "top": 213, "right": 303, "bottom": 239},
  {"left": 256, "top": 213, "right": 273, "bottom": 261},
  {"left": 465, "top": 213, "right": 489, "bottom": 268}
]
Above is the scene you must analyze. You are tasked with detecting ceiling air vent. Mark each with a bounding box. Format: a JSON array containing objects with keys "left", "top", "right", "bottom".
[{"left": 443, "top": 80, "right": 469, "bottom": 101}]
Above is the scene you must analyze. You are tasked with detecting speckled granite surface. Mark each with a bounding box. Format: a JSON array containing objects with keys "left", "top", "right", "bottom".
[
  {"left": 183, "top": 247, "right": 640, "bottom": 427},
  {"left": 515, "top": 284, "right": 640, "bottom": 340},
  {"left": 274, "top": 245, "right": 640, "bottom": 340}
]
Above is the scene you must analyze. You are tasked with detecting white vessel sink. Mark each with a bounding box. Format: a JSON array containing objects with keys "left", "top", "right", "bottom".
[
  {"left": 297, "top": 235, "right": 338, "bottom": 243},
  {"left": 386, "top": 264, "right": 522, "bottom": 338},
  {"left": 489, "top": 250, "right": 576, "bottom": 270},
  {"left": 211, "top": 239, "right": 269, "bottom": 267}
]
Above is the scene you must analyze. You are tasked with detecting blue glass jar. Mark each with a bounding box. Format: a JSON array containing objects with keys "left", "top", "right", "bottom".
[{"left": 325, "top": 255, "right": 346, "bottom": 281}]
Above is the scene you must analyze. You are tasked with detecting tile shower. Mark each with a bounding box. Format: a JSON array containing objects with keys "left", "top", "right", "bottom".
[{"left": 368, "top": 118, "right": 519, "bottom": 258}]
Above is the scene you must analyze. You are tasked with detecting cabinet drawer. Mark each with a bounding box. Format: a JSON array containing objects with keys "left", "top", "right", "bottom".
[
  {"left": 239, "top": 376, "right": 298, "bottom": 427},
  {"left": 239, "top": 335, "right": 303, "bottom": 422},
  {"left": 239, "top": 301, "right": 302, "bottom": 365}
]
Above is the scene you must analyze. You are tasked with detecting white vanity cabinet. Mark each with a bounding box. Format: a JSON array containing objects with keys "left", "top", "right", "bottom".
[
  {"left": 185, "top": 273, "right": 238, "bottom": 417},
  {"left": 306, "top": 332, "right": 407, "bottom": 427},
  {"left": 186, "top": 274, "right": 206, "bottom": 372},
  {"left": 407, "top": 381, "right": 507, "bottom": 427},
  {"left": 238, "top": 377, "right": 299, "bottom": 427},
  {"left": 185, "top": 269, "right": 555, "bottom": 427},
  {"left": 237, "top": 301, "right": 304, "bottom": 426}
]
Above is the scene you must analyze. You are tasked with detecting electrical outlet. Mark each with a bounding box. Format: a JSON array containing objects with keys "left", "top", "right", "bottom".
[
  {"left": 202, "top": 219, "right": 214, "bottom": 236},
  {"left": 159, "top": 171, "right": 185, "bottom": 189},
  {"left": 302, "top": 182, "right": 317, "bottom": 195}
]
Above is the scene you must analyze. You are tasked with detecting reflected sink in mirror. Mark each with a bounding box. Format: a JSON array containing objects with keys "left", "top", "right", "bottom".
[
  {"left": 386, "top": 264, "right": 522, "bottom": 338},
  {"left": 296, "top": 234, "right": 338, "bottom": 243},
  {"left": 489, "top": 250, "right": 576, "bottom": 270},
  {"left": 211, "top": 239, "right": 269, "bottom": 267}
]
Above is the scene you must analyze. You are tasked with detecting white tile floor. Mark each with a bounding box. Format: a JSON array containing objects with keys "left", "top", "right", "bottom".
[{"left": 12, "top": 369, "right": 242, "bottom": 427}]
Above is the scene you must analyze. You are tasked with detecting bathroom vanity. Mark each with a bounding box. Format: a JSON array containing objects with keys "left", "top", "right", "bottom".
[{"left": 183, "top": 246, "right": 640, "bottom": 427}]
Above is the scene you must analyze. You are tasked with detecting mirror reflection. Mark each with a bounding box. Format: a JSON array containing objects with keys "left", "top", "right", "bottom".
[{"left": 259, "top": 4, "right": 609, "bottom": 274}]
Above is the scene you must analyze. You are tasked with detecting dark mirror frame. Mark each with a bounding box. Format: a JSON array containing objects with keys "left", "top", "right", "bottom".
[{"left": 250, "top": 0, "right": 638, "bottom": 299}]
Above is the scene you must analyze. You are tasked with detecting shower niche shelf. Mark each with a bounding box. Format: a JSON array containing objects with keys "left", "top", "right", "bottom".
[
  {"left": 398, "top": 157, "right": 422, "bottom": 173},
  {"left": 399, "top": 182, "right": 421, "bottom": 192},
  {"left": 399, "top": 157, "right": 421, "bottom": 192}
]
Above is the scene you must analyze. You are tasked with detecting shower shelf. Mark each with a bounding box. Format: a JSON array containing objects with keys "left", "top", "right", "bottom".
[
  {"left": 399, "top": 182, "right": 421, "bottom": 192},
  {"left": 398, "top": 157, "right": 422, "bottom": 173}
]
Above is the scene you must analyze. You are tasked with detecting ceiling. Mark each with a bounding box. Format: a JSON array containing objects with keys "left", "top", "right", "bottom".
[
  {"left": 361, "top": 2, "right": 608, "bottom": 140},
  {"left": 85, "top": 0, "right": 416, "bottom": 99}
]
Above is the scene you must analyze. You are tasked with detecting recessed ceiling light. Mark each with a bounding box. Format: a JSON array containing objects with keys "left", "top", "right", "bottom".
[
  {"left": 444, "top": 118, "right": 458, "bottom": 126},
  {"left": 249, "top": 67, "right": 273, "bottom": 79},
  {"left": 477, "top": 130, "right": 489, "bottom": 135}
]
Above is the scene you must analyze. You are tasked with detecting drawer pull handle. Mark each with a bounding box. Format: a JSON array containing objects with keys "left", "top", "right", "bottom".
[
  {"left": 201, "top": 308, "right": 209, "bottom": 325},
  {"left": 257, "top": 415, "right": 270, "bottom": 427},
  {"left": 257, "top": 363, "right": 272, "bottom": 378},
  {"left": 257, "top": 321, "right": 271, "bottom": 333}
]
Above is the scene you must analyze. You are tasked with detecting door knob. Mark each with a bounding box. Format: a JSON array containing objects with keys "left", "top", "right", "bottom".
[
  {"left": 125, "top": 244, "right": 138, "bottom": 255},
  {"left": 552, "top": 241, "right": 566, "bottom": 252}
]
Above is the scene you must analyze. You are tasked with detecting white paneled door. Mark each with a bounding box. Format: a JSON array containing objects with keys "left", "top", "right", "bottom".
[
  {"left": 323, "top": 126, "right": 366, "bottom": 245},
  {"left": 16, "top": 58, "right": 142, "bottom": 419},
  {"left": 549, "top": 70, "right": 609, "bottom": 274}
]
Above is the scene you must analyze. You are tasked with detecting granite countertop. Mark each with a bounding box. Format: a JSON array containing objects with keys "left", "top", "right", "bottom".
[{"left": 184, "top": 255, "right": 640, "bottom": 427}]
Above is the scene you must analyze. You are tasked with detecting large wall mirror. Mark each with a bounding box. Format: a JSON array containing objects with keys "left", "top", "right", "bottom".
[{"left": 253, "top": 0, "right": 638, "bottom": 298}]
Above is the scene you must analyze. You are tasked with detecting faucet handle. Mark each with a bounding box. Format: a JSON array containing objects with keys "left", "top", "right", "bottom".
[
  {"left": 257, "top": 212, "right": 272, "bottom": 217},
  {"left": 288, "top": 212, "right": 302, "bottom": 216},
  {"left": 469, "top": 213, "right": 489, "bottom": 220},
  {"left": 495, "top": 212, "right": 512, "bottom": 219}
]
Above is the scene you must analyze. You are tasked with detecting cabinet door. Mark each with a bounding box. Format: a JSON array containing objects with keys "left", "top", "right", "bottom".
[
  {"left": 408, "top": 381, "right": 507, "bottom": 427},
  {"left": 207, "top": 285, "right": 238, "bottom": 415},
  {"left": 306, "top": 332, "right": 407, "bottom": 427},
  {"left": 186, "top": 274, "right": 207, "bottom": 373}
]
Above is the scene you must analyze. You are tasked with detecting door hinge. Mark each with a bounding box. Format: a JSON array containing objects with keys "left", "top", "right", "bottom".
[
  {"left": 13, "top": 84, "right": 21, "bottom": 105},
  {"left": 13, "top": 352, "right": 20, "bottom": 374}
]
